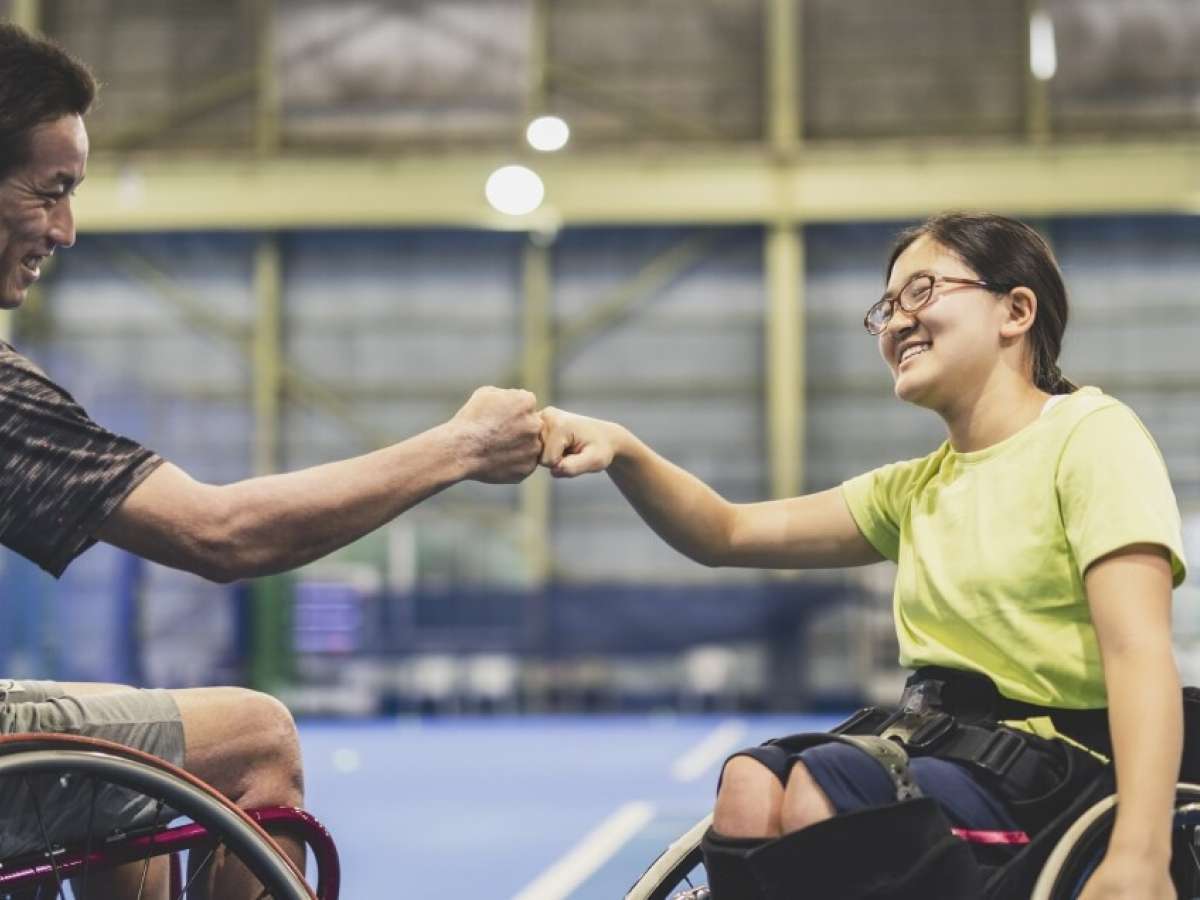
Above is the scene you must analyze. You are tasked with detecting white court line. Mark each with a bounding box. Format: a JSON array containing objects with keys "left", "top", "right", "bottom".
[
  {"left": 511, "top": 801, "right": 656, "bottom": 900},
  {"left": 670, "top": 719, "right": 748, "bottom": 783}
]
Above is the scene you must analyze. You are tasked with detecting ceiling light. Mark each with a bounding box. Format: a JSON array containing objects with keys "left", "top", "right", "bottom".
[
  {"left": 526, "top": 115, "right": 570, "bottom": 152},
  {"left": 1029, "top": 10, "right": 1057, "bottom": 81},
  {"left": 485, "top": 165, "right": 545, "bottom": 216}
]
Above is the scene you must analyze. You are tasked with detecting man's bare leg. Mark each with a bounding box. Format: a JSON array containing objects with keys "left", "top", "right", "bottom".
[
  {"left": 171, "top": 687, "right": 306, "bottom": 899},
  {"left": 70, "top": 856, "right": 169, "bottom": 900},
  {"left": 44, "top": 682, "right": 305, "bottom": 898}
]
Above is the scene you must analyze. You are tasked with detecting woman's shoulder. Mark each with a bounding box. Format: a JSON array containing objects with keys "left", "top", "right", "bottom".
[
  {"left": 1052, "top": 387, "right": 1170, "bottom": 474},
  {"left": 1045, "top": 387, "right": 1142, "bottom": 439}
]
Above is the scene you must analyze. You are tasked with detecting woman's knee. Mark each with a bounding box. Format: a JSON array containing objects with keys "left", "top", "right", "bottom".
[
  {"left": 713, "top": 756, "right": 785, "bottom": 837},
  {"left": 780, "top": 761, "right": 835, "bottom": 833}
]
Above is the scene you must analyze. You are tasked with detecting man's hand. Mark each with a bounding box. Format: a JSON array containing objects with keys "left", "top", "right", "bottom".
[
  {"left": 538, "top": 407, "right": 624, "bottom": 478},
  {"left": 450, "top": 387, "right": 543, "bottom": 483}
]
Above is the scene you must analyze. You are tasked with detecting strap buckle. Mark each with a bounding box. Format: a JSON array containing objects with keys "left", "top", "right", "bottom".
[
  {"left": 879, "top": 711, "right": 955, "bottom": 751},
  {"left": 976, "top": 729, "right": 1027, "bottom": 778},
  {"left": 833, "top": 706, "right": 892, "bottom": 736}
]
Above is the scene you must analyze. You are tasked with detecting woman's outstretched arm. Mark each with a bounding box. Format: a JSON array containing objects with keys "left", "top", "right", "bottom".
[{"left": 539, "top": 407, "right": 881, "bottom": 569}]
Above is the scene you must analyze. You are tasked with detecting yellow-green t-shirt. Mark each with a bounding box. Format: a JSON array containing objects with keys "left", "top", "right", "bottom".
[{"left": 841, "top": 387, "right": 1187, "bottom": 710}]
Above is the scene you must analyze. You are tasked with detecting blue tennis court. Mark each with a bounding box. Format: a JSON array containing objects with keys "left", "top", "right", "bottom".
[{"left": 298, "top": 714, "right": 844, "bottom": 899}]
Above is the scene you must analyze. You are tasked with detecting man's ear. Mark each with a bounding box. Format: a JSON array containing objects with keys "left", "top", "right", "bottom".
[{"left": 999, "top": 286, "right": 1038, "bottom": 340}]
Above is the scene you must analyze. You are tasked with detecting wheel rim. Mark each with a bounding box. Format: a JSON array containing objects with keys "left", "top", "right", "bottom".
[{"left": 0, "top": 748, "right": 313, "bottom": 900}]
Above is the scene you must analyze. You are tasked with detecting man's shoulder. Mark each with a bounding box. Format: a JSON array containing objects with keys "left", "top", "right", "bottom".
[
  {"left": 0, "top": 341, "right": 50, "bottom": 379},
  {"left": 0, "top": 342, "right": 82, "bottom": 414}
]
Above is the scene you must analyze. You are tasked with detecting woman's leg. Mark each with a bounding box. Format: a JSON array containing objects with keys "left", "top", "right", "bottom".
[
  {"left": 779, "top": 759, "right": 837, "bottom": 833},
  {"left": 712, "top": 755, "right": 786, "bottom": 838}
]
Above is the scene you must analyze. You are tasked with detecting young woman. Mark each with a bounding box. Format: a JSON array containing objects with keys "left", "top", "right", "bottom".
[{"left": 538, "top": 213, "right": 1187, "bottom": 899}]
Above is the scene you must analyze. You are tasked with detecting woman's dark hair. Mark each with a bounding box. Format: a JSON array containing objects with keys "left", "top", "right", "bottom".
[
  {"left": 0, "top": 23, "right": 96, "bottom": 181},
  {"left": 886, "top": 212, "right": 1077, "bottom": 395}
]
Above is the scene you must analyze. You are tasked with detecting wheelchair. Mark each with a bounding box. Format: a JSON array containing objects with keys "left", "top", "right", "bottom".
[
  {"left": 625, "top": 782, "right": 1200, "bottom": 899},
  {"left": 0, "top": 733, "right": 340, "bottom": 900}
]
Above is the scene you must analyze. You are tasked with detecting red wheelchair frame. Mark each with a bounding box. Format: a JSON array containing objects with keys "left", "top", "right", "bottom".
[{"left": 0, "top": 733, "right": 340, "bottom": 899}]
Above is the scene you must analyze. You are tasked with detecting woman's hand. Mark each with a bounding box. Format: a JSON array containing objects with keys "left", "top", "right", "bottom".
[
  {"left": 1076, "top": 851, "right": 1174, "bottom": 900},
  {"left": 538, "top": 407, "right": 625, "bottom": 478}
]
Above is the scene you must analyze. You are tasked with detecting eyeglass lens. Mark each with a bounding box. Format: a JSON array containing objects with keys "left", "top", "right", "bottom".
[{"left": 866, "top": 274, "right": 935, "bottom": 334}]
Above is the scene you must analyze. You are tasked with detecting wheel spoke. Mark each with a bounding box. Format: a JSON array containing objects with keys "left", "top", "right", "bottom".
[
  {"left": 175, "top": 843, "right": 218, "bottom": 900},
  {"left": 1186, "top": 827, "right": 1200, "bottom": 893},
  {"left": 24, "top": 775, "right": 66, "bottom": 899},
  {"left": 78, "top": 775, "right": 98, "bottom": 900},
  {"left": 134, "top": 799, "right": 168, "bottom": 900}
]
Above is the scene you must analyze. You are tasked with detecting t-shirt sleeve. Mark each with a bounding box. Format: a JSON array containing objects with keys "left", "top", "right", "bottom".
[
  {"left": 1056, "top": 403, "right": 1187, "bottom": 587},
  {"left": 0, "top": 347, "right": 164, "bottom": 577},
  {"left": 840, "top": 455, "right": 930, "bottom": 563}
]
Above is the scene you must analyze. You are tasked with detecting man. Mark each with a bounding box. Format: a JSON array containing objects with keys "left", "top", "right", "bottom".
[{"left": 0, "top": 22, "right": 543, "bottom": 897}]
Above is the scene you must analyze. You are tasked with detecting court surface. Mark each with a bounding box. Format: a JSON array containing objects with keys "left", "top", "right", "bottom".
[{"left": 299, "top": 713, "right": 843, "bottom": 899}]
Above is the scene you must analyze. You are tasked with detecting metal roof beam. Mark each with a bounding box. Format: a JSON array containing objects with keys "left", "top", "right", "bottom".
[{"left": 76, "top": 142, "right": 1200, "bottom": 232}]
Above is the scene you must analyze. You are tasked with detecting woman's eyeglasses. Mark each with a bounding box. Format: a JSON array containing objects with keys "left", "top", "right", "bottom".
[{"left": 864, "top": 273, "right": 1010, "bottom": 335}]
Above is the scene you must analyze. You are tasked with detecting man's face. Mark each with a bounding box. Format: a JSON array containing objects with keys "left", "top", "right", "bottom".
[{"left": 0, "top": 115, "right": 88, "bottom": 309}]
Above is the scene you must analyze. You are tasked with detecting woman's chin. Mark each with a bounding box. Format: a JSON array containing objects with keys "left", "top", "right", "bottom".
[{"left": 893, "top": 371, "right": 935, "bottom": 407}]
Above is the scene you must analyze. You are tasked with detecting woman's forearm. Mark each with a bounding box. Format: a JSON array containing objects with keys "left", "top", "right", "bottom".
[
  {"left": 1104, "top": 646, "right": 1182, "bottom": 859},
  {"left": 605, "top": 426, "right": 738, "bottom": 567}
]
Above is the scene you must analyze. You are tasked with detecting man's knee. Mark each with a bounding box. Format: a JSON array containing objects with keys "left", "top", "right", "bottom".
[
  {"left": 239, "top": 690, "right": 303, "bottom": 799},
  {"left": 176, "top": 686, "right": 304, "bottom": 807}
]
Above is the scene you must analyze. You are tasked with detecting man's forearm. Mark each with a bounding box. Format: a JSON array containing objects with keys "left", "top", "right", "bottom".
[
  {"left": 1104, "top": 646, "right": 1182, "bottom": 858},
  {"left": 216, "top": 421, "right": 468, "bottom": 578},
  {"left": 100, "top": 421, "right": 473, "bottom": 582},
  {"left": 100, "top": 385, "right": 542, "bottom": 581}
]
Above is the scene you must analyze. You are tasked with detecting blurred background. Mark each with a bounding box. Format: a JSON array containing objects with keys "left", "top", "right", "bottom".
[{"left": 1, "top": 1, "right": 1198, "bottom": 896}]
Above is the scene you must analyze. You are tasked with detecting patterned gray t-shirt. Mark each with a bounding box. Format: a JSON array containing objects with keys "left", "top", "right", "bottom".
[{"left": 0, "top": 342, "right": 163, "bottom": 576}]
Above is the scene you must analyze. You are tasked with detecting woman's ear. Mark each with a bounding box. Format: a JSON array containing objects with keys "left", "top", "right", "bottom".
[{"left": 1000, "top": 286, "right": 1038, "bottom": 340}]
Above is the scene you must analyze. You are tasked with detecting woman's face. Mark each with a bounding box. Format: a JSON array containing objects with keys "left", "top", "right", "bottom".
[{"left": 878, "top": 235, "right": 1009, "bottom": 410}]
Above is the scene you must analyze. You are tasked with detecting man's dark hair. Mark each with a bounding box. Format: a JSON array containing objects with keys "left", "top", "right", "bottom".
[
  {"left": 886, "top": 212, "right": 1078, "bottom": 396},
  {"left": 0, "top": 23, "right": 96, "bottom": 181}
]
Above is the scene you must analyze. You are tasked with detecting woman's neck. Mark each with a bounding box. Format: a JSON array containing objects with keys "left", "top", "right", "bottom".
[{"left": 941, "top": 377, "right": 1050, "bottom": 453}]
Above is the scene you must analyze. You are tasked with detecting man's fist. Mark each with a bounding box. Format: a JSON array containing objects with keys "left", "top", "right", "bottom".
[{"left": 451, "top": 387, "right": 543, "bottom": 483}]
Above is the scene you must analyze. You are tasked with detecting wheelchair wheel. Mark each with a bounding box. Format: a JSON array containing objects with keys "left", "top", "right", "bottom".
[
  {"left": 1031, "top": 783, "right": 1200, "bottom": 900},
  {"left": 624, "top": 813, "right": 709, "bottom": 900},
  {"left": 0, "top": 734, "right": 315, "bottom": 900}
]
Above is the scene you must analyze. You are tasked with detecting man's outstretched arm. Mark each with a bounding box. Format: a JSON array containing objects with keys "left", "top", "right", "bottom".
[{"left": 95, "top": 387, "right": 542, "bottom": 583}]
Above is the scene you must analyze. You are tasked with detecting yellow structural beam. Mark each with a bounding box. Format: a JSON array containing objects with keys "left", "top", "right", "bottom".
[{"left": 75, "top": 142, "right": 1200, "bottom": 232}]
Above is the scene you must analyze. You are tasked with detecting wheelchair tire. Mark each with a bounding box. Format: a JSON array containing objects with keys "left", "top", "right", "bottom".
[
  {"left": 0, "top": 737, "right": 314, "bottom": 900},
  {"left": 624, "top": 813, "right": 709, "bottom": 900},
  {"left": 1031, "top": 783, "right": 1200, "bottom": 900}
]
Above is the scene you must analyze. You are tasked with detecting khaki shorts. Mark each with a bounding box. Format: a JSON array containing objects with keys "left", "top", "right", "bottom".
[{"left": 0, "top": 679, "right": 186, "bottom": 857}]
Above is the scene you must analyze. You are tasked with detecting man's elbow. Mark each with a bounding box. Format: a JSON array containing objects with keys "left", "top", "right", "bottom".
[
  {"left": 186, "top": 490, "right": 260, "bottom": 583},
  {"left": 192, "top": 556, "right": 242, "bottom": 584}
]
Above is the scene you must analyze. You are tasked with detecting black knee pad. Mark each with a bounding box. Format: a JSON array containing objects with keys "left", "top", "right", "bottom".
[
  {"left": 701, "top": 828, "right": 770, "bottom": 900},
  {"left": 708, "top": 799, "right": 985, "bottom": 900}
]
